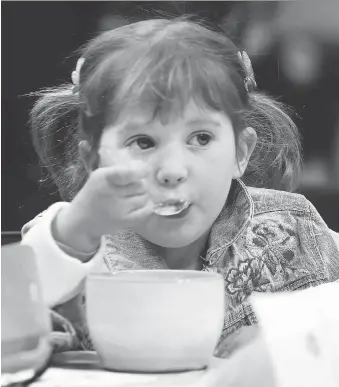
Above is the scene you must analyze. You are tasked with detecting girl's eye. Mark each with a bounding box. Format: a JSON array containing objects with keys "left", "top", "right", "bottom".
[
  {"left": 129, "top": 137, "right": 155, "bottom": 150},
  {"left": 189, "top": 133, "right": 212, "bottom": 147}
]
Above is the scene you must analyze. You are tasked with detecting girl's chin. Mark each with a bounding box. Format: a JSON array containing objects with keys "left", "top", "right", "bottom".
[
  {"left": 134, "top": 212, "right": 209, "bottom": 247},
  {"left": 154, "top": 239, "right": 196, "bottom": 249},
  {"left": 137, "top": 229, "right": 205, "bottom": 249}
]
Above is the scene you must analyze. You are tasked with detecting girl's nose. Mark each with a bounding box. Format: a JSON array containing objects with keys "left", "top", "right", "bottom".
[{"left": 156, "top": 165, "right": 188, "bottom": 187}]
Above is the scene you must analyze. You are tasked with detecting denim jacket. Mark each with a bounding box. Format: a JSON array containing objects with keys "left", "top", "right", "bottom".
[{"left": 22, "top": 179, "right": 339, "bottom": 354}]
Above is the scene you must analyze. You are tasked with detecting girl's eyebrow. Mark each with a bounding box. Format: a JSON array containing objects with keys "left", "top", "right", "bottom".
[
  {"left": 185, "top": 119, "right": 221, "bottom": 128},
  {"left": 118, "top": 121, "right": 151, "bottom": 133},
  {"left": 117, "top": 118, "right": 221, "bottom": 134}
]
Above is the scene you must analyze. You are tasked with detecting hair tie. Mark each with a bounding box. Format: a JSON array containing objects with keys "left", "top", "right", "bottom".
[
  {"left": 71, "top": 57, "right": 85, "bottom": 94},
  {"left": 237, "top": 51, "right": 257, "bottom": 93}
]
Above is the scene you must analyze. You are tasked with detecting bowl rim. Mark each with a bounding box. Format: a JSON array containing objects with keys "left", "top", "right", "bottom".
[{"left": 87, "top": 270, "right": 223, "bottom": 283}]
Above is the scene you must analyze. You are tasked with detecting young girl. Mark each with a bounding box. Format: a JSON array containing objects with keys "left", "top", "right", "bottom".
[{"left": 22, "top": 18, "right": 339, "bottom": 356}]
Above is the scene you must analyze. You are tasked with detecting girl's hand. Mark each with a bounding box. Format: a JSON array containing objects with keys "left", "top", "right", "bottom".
[{"left": 53, "top": 161, "right": 153, "bottom": 256}]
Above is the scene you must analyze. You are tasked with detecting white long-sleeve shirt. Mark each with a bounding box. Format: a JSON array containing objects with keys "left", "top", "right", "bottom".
[{"left": 21, "top": 202, "right": 109, "bottom": 307}]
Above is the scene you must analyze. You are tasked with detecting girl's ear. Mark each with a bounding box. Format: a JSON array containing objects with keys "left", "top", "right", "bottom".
[
  {"left": 233, "top": 127, "right": 257, "bottom": 179},
  {"left": 78, "top": 140, "right": 99, "bottom": 174}
]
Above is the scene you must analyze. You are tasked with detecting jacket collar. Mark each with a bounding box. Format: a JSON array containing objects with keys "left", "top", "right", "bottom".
[
  {"left": 104, "top": 179, "right": 253, "bottom": 269},
  {"left": 204, "top": 179, "right": 254, "bottom": 264}
]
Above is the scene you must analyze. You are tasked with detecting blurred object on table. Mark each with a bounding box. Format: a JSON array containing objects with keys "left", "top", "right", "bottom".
[
  {"left": 1, "top": 244, "right": 52, "bottom": 386},
  {"left": 251, "top": 282, "right": 339, "bottom": 387}
]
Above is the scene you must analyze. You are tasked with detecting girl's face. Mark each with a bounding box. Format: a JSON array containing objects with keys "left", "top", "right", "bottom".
[{"left": 98, "top": 101, "right": 254, "bottom": 248}]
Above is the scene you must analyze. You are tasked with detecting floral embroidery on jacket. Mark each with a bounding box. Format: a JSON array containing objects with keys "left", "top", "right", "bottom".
[
  {"left": 225, "top": 258, "right": 270, "bottom": 303},
  {"left": 224, "top": 219, "right": 310, "bottom": 303},
  {"left": 245, "top": 219, "right": 308, "bottom": 280}
]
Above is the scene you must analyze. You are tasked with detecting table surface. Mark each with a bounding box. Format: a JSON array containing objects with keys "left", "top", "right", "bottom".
[{"left": 32, "top": 357, "right": 228, "bottom": 387}]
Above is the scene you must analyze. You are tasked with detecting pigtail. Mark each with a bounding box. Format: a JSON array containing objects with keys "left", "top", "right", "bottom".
[
  {"left": 242, "top": 92, "right": 303, "bottom": 192},
  {"left": 29, "top": 85, "right": 87, "bottom": 200}
]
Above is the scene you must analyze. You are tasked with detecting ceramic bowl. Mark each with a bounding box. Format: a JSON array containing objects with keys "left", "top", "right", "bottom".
[{"left": 86, "top": 270, "right": 225, "bottom": 372}]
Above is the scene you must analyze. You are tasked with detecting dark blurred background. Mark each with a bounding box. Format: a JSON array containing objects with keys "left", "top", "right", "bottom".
[{"left": 2, "top": 1, "right": 339, "bottom": 239}]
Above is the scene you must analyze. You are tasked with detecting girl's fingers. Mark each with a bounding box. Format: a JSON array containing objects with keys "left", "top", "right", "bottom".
[
  {"left": 114, "top": 181, "right": 148, "bottom": 198},
  {"left": 126, "top": 197, "right": 154, "bottom": 217},
  {"left": 106, "top": 161, "right": 149, "bottom": 186}
]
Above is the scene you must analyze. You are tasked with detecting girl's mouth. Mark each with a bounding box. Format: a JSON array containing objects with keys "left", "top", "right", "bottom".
[{"left": 153, "top": 199, "right": 191, "bottom": 217}]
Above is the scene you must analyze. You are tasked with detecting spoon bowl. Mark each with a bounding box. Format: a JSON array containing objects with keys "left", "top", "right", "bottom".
[{"left": 153, "top": 199, "right": 190, "bottom": 216}]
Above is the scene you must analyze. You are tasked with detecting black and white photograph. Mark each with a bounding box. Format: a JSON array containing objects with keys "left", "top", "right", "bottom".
[{"left": 2, "top": 2, "right": 339, "bottom": 386}]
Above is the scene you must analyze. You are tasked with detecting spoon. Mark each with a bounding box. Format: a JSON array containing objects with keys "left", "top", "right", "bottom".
[{"left": 153, "top": 199, "right": 190, "bottom": 216}]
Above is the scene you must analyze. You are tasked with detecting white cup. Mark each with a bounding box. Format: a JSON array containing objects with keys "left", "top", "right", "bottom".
[{"left": 86, "top": 270, "right": 225, "bottom": 373}]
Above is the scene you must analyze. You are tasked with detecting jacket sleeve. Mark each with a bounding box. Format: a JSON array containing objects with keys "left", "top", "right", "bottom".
[
  {"left": 308, "top": 200, "right": 339, "bottom": 282},
  {"left": 21, "top": 202, "right": 109, "bottom": 308}
]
